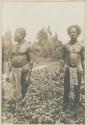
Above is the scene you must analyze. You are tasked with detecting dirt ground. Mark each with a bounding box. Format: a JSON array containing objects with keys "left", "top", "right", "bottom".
[{"left": 2, "top": 61, "right": 85, "bottom": 124}]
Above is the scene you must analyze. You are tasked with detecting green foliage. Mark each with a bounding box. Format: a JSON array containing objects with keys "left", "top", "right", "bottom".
[{"left": 2, "top": 62, "right": 85, "bottom": 124}]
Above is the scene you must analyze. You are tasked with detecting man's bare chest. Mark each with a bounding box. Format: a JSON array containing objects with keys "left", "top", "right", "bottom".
[
  {"left": 65, "top": 43, "right": 81, "bottom": 53},
  {"left": 12, "top": 43, "right": 28, "bottom": 54}
]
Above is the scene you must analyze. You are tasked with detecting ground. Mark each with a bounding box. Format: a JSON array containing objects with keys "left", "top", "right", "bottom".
[{"left": 2, "top": 60, "right": 85, "bottom": 124}]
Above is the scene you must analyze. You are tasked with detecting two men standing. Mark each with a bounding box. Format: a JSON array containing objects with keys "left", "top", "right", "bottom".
[{"left": 3, "top": 25, "right": 85, "bottom": 108}]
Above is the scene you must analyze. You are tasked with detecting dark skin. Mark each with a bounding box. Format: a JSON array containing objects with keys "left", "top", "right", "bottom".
[
  {"left": 62, "top": 26, "right": 85, "bottom": 108},
  {"left": 8, "top": 28, "right": 33, "bottom": 81},
  {"left": 62, "top": 27, "right": 85, "bottom": 74}
]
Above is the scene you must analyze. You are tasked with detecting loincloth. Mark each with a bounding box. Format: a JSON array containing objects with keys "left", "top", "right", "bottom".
[
  {"left": 64, "top": 64, "right": 83, "bottom": 98},
  {"left": 11, "top": 67, "right": 22, "bottom": 100}
]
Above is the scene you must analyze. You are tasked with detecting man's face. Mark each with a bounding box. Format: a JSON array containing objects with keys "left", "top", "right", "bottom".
[
  {"left": 14, "top": 30, "right": 23, "bottom": 42},
  {"left": 69, "top": 27, "right": 78, "bottom": 39}
]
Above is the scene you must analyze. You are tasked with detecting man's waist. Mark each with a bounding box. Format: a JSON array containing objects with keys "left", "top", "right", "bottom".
[
  {"left": 64, "top": 63, "right": 83, "bottom": 72},
  {"left": 68, "top": 64, "right": 78, "bottom": 68},
  {"left": 12, "top": 63, "right": 32, "bottom": 72},
  {"left": 65, "top": 62, "right": 81, "bottom": 68}
]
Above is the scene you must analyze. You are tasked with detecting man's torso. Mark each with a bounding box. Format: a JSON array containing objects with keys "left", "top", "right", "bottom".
[
  {"left": 11, "top": 42, "right": 30, "bottom": 68},
  {"left": 64, "top": 42, "right": 83, "bottom": 67}
]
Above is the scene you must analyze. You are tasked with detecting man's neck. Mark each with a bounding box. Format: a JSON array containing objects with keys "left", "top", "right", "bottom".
[
  {"left": 70, "top": 39, "right": 77, "bottom": 44},
  {"left": 18, "top": 39, "right": 25, "bottom": 45}
]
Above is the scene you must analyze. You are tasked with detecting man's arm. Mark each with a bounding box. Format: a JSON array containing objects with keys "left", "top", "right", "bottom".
[
  {"left": 27, "top": 45, "right": 33, "bottom": 71},
  {"left": 81, "top": 45, "right": 85, "bottom": 72},
  {"left": 7, "top": 47, "right": 13, "bottom": 81},
  {"left": 61, "top": 44, "right": 66, "bottom": 68},
  {"left": 25, "top": 45, "right": 33, "bottom": 81},
  {"left": 8, "top": 46, "right": 13, "bottom": 73},
  {"left": 59, "top": 44, "right": 66, "bottom": 71}
]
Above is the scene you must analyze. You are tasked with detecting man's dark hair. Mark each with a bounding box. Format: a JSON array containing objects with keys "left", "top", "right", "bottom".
[{"left": 67, "top": 25, "right": 81, "bottom": 36}]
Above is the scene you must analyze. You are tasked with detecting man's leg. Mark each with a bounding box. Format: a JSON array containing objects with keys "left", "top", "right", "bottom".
[
  {"left": 74, "top": 71, "right": 81, "bottom": 105},
  {"left": 21, "top": 71, "right": 29, "bottom": 98},
  {"left": 63, "top": 69, "right": 70, "bottom": 108}
]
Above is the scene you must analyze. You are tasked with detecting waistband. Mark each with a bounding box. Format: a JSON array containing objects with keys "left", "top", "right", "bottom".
[
  {"left": 12, "top": 63, "right": 31, "bottom": 72},
  {"left": 64, "top": 63, "right": 83, "bottom": 72}
]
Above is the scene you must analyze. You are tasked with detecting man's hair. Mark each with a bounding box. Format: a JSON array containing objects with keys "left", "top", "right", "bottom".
[{"left": 67, "top": 25, "right": 81, "bottom": 36}]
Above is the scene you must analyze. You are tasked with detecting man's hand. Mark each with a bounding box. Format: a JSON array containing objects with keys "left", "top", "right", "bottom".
[
  {"left": 22, "top": 64, "right": 29, "bottom": 72},
  {"left": 22, "top": 63, "right": 33, "bottom": 72},
  {"left": 26, "top": 76, "right": 29, "bottom": 81},
  {"left": 6, "top": 71, "right": 10, "bottom": 82},
  {"left": 26, "top": 70, "right": 32, "bottom": 81}
]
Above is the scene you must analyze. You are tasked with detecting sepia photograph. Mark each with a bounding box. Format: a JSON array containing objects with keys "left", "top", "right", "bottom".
[{"left": 1, "top": 0, "right": 85, "bottom": 124}]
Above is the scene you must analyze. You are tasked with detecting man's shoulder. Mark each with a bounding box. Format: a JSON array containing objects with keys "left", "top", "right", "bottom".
[
  {"left": 24, "top": 42, "right": 32, "bottom": 51},
  {"left": 62, "top": 42, "right": 69, "bottom": 48},
  {"left": 77, "top": 41, "right": 85, "bottom": 49},
  {"left": 12, "top": 42, "right": 17, "bottom": 47},
  {"left": 80, "top": 41, "right": 85, "bottom": 48}
]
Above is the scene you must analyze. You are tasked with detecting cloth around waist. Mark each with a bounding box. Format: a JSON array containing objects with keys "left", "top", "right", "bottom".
[
  {"left": 12, "top": 63, "right": 31, "bottom": 72},
  {"left": 64, "top": 64, "right": 83, "bottom": 73}
]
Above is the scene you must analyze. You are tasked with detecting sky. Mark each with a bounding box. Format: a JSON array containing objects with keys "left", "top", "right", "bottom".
[{"left": 2, "top": 2, "right": 85, "bottom": 43}]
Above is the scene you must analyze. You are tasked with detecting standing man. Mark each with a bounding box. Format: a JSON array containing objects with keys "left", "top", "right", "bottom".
[
  {"left": 62, "top": 25, "right": 85, "bottom": 109},
  {"left": 8, "top": 28, "right": 33, "bottom": 100}
]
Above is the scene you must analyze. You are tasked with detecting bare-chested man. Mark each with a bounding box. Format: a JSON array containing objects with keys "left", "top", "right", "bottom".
[
  {"left": 62, "top": 25, "right": 85, "bottom": 109},
  {"left": 8, "top": 28, "right": 33, "bottom": 99}
]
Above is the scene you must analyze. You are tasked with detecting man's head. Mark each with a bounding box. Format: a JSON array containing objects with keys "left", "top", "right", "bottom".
[
  {"left": 14, "top": 28, "right": 26, "bottom": 42},
  {"left": 67, "top": 25, "right": 81, "bottom": 40}
]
